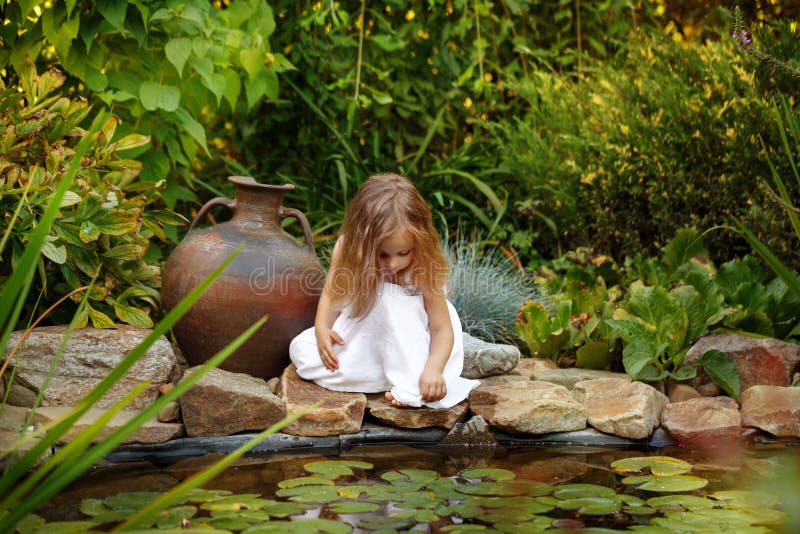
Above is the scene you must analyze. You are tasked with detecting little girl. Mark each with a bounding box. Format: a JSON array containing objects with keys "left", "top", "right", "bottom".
[{"left": 289, "top": 173, "right": 480, "bottom": 408}]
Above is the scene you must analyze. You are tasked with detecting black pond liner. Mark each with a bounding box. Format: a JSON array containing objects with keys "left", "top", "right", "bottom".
[{"left": 101, "top": 425, "right": 677, "bottom": 465}]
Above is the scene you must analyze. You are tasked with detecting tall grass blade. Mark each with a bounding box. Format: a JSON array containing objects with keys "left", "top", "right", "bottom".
[
  {"left": 776, "top": 96, "right": 800, "bottom": 191},
  {"left": 0, "top": 315, "right": 267, "bottom": 530},
  {"left": 439, "top": 190, "right": 492, "bottom": 229},
  {"left": 423, "top": 168, "right": 503, "bottom": 210},
  {"left": 407, "top": 107, "right": 445, "bottom": 174},
  {"left": 760, "top": 136, "right": 800, "bottom": 240},
  {"left": 117, "top": 402, "right": 318, "bottom": 531},
  {"left": 0, "top": 244, "right": 243, "bottom": 499},
  {"left": 733, "top": 220, "right": 800, "bottom": 301}
]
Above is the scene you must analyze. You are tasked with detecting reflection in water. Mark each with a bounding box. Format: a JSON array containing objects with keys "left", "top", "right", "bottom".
[{"left": 38, "top": 443, "right": 799, "bottom": 531}]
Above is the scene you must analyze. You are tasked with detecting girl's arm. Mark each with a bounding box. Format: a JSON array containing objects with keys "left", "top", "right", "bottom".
[
  {"left": 419, "top": 289, "right": 454, "bottom": 402},
  {"left": 315, "top": 238, "right": 345, "bottom": 371}
]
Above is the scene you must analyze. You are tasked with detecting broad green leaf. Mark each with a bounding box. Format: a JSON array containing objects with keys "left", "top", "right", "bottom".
[
  {"left": 611, "top": 456, "right": 692, "bottom": 476},
  {"left": 221, "top": 69, "right": 241, "bottom": 109},
  {"left": 647, "top": 495, "right": 715, "bottom": 511},
  {"left": 303, "top": 460, "right": 372, "bottom": 478},
  {"left": 576, "top": 340, "right": 612, "bottom": 370},
  {"left": 277, "top": 476, "right": 332, "bottom": 488},
  {"left": 372, "top": 34, "right": 407, "bottom": 51},
  {"left": 165, "top": 38, "right": 192, "bottom": 76},
  {"left": 628, "top": 285, "right": 687, "bottom": 352},
  {"left": 41, "top": 240, "right": 67, "bottom": 264},
  {"left": 328, "top": 501, "right": 380, "bottom": 513},
  {"left": 79, "top": 221, "right": 101, "bottom": 243},
  {"left": 262, "top": 68, "right": 278, "bottom": 102},
  {"left": 239, "top": 48, "right": 265, "bottom": 79},
  {"left": 113, "top": 134, "right": 151, "bottom": 153},
  {"left": 172, "top": 108, "right": 209, "bottom": 155},
  {"left": 25, "top": 521, "right": 96, "bottom": 533},
  {"left": 357, "top": 516, "right": 412, "bottom": 530},
  {"left": 552, "top": 484, "right": 617, "bottom": 500},
  {"left": 698, "top": 350, "right": 741, "bottom": 400},
  {"left": 670, "top": 365, "right": 697, "bottom": 381},
  {"left": 558, "top": 496, "right": 621, "bottom": 515},
  {"left": 139, "top": 81, "right": 181, "bottom": 112},
  {"left": 113, "top": 302, "right": 153, "bottom": 328},
  {"left": 662, "top": 228, "right": 708, "bottom": 274},
  {"left": 670, "top": 285, "right": 706, "bottom": 345},
  {"left": 87, "top": 305, "right": 117, "bottom": 329},
  {"left": 455, "top": 479, "right": 550, "bottom": 497},
  {"left": 97, "top": 0, "right": 127, "bottom": 32},
  {"left": 381, "top": 469, "right": 439, "bottom": 484}
]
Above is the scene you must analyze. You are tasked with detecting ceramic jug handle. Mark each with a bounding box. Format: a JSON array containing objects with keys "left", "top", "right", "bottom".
[
  {"left": 280, "top": 207, "right": 316, "bottom": 254},
  {"left": 188, "top": 197, "right": 236, "bottom": 232}
]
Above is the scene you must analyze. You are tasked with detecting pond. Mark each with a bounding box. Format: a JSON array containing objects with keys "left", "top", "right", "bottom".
[{"left": 28, "top": 440, "right": 799, "bottom": 533}]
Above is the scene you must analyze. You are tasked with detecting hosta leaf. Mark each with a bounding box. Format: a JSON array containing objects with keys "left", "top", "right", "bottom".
[
  {"left": 698, "top": 349, "right": 741, "bottom": 401},
  {"left": 611, "top": 456, "right": 692, "bottom": 476}
]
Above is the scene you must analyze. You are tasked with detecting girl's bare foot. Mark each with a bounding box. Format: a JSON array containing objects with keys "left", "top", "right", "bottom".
[{"left": 385, "top": 391, "right": 407, "bottom": 407}]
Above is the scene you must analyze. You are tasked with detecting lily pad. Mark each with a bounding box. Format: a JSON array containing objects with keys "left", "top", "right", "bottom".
[
  {"left": 425, "top": 478, "right": 464, "bottom": 499},
  {"left": 381, "top": 468, "right": 439, "bottom": 485},
  {"left": 558, "top": 497, "right": 622, "bottom": 515},
  {"left": 328, "top": 501, "right": 381, "bottom": 513},
  {"left": 611, "top": 456, "right": 692, "bottom": 476},
  {"left": 103, "top": 491, "right": 160, "bottom": 509},
  {"left": 494, "top": 517, "right": 553, "bottom": 532},
  {"left": 646, "top": 495, "right": 715, "bottom": 511},
  {"left": 552, "top": 483, "right": 616, "bottom": 500},
  {"left": 357, "top": 516, "right": 413, "bottom": 529},
  {"left": 625, "top": 505, "right": 657, "bottom": 515},
  {"left": 258, "top": 500, "right": 313, "bottom": 517},
  {"left": 625, "top": 474, "right": 709, "bottom": 492},
  {"left": 455, "top": 479, "right": 549, "bottom": 497},
  {"left": 441, "top": 525, "right": 493, "bottom": 532},
  {"left": 710, "top": 490, "right": 780, "bottom": 509},
  {"left": 25, "top": 521, "right": 97, "bottom": 533},
  {"left": 278, "top": 475, "right": 334, "bottom": 488},
  {"left": 391, "top": 508, "right": 439, "bottom": 522},
  {"left": 459, "top": 468, "right": 516, "bottom": 481},
  {"left": 275, "top": 485, "right": 343, "bottom": 503},
  {"left": 14, "top": 514, "right": 45, "bottom": 533},
  {"left": 200, "top": 496, "right": 271, "bottom": 512},
  {"left": 179, "top": 488, "right": 234, "bottom": 503},
  {"left": 304, "top": 460, "right": 373, "bottom": 478},
  {"left": 393, "top": 494, "right": 442, "bottom": 509},
  {"left": 79, "top": 498, "right": 111, "bottom": 517}
]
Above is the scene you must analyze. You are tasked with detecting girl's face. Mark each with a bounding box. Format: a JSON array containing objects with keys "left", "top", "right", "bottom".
[{"left": 378, "top": 229, "right": 415, "bottom": 281}]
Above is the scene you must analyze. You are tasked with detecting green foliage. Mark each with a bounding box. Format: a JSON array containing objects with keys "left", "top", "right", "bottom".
[
  {"left": 0, "top": 61, "right": 184, "bottom": 328},
  {"left": 1, "top": 0, "right": 285, "bottom": 208},
  {"left": 698, "top": 349, "right": 741, "bottom": 401},
  {"left": 496, "top": 25, "right": 798, "bottom": 265}
]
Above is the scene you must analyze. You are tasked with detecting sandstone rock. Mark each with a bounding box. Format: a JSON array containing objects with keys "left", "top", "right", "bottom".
[
  {"left": 439, "top": 415, "right": 498, "bottom": 448},
  {"left": 572, "top": 378, "right": 668, "bottom": 440},
  {"left": 366, "top": 393, "right": 467, "bottom": 429},
  {"left": 661, "top": 397, "right": 741, "bottom": 447},
  {"left": 741, "top": 385, "right": 800, "bottom": 437},
  {"left": 33, "top": 407, "right": 184, "bottom": 444},
  {"left": 696, "top": 382, "right": 722, "bottom": 397},
  {"left": 685, "top": 333, "right": 800, "bottom": 391},
  {"left": 157, "top": 401, "right": 181, "bottom": 423},
  {"left": 266, "top": 377, "right": 280, "bottom": 394},
  {"left": 280, "top": 365, "right": 366, "bottom": 437},
  {"left": 3, "top": 326, "right": 178, "bottom": 410},
  {"left": 668, "top": 384, "right": 702, "bottom": 403},
  {"left": 468, "top": 380, "right": 586, "bottom": 435},
  {"left": 0, "top": 405, "right": 51, "bottom": 469},
  {"left": 507, "top": 358, "right": 558, "bottom": 378},
  {"left": 179, "top": 367, "right": 286, "bottom": 437},
  {"left": 533, "top": 368, "right": 630, "bottom": 390},
  {"left": 461, "top": 333, "right": 520, "bottom": 378}
]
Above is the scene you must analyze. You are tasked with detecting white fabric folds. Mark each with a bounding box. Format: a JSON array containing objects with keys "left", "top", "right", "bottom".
[{"left": 289, "top": 282, "right": 480, "bottom": 408}]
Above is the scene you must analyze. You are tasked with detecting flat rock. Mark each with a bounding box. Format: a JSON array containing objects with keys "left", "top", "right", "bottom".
[
  {"left": 685, "top": 332, "right": 800, "bottom": 391},
  {"left": 3, "top": 325, "right": 178, "bottom": 409},
  {"left": 280, "top": 365, "right": 366, "bottom": 437},
  {"left": 572, "top": 378, "right": 668, "bottom": 440},
  {"left": 468, "top": 380, "right": 586, "bottom": 435},
  {"left": 33, "top": 407, "right": 184, "bottom": 444},
  {"left": 507, "top": 358, "right": 558, "bottom": 378},
  {"left": 668, "top": 383, "right": 702, "bottom": 403},
  {"left": 533, "top": 368, "right": 630, "bottom": 390},
  {"left": 741, "top": 385, "right": 800, "bottom": 437},
  {"left": 179, "top": 367, "right": 286, "bottom": 437},
  {"left": 661, "top": 396, "right": 741, "bottom": 447},
  {"left": 0, "top": 405, "right": 51, "bottom": 469},
  {"left": 366, "top": 393, "right": 467, "bottom": 429},
  {"left": 461, "top": 333, "right": 520, "bottom": 378}
]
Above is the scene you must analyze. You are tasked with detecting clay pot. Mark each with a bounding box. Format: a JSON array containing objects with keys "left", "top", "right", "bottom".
[{"left": 162, "top": 176, "right": 324, "bottom": 379}]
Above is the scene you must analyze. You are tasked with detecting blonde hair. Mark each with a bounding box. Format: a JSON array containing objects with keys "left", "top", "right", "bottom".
[{"left": 328, "top": 173, "right": 449, "bottom": 318}]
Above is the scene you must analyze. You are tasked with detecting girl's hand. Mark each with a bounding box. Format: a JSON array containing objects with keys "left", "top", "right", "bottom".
[
  {"left": 418, "top": 367, "right": 446, "bottom": 402},
  {"left": 315, "top": 326, "right": 344, "bottom": 371}
]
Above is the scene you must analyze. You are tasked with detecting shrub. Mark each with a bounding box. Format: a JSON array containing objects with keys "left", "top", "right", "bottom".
[{"left": 0, "top": 62, "right": 185, "bottom": 328}]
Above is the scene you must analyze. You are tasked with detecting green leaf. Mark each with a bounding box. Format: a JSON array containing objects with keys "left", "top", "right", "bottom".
[
  {"left": 41, "top": 240, "right": 67, "bottom": 264},
  {"left": 303, "top": 460, "right": 373, "bottom": 478},
  {"left": 172, "top": 108, "right": 209, "bottom": 156},
  {"left": 628, "top": 475, "right": 709, "bottom": 492},
  {"left": 628, "top": 285, "right": 687, "bottom": 353},
  {"left": 221, "top": 69, "right": 241, "bottom": 109},
  {"left": 139, "top": 81, "right": 181, "bottom": 112},
  {"left": 612, "top": 456, "right": 692, "bottom": 476},
  {"left": 576, "top": 341, "right": 612, "bottom": 370},
  {"left": 239, "top": 48, "right": 265, "bottom": 79},
  {"left": 698, "top": 349, "right": 741, "bottom": 401},
  {"left": 662, "top": 228, "right": 708, "bottom": 274},
  {"left": 165, "top": 38, "right": 192, "bottom": 76},
  {"left": 87, "top": 305, "right": 117, "bottom": 329},
  {"left": 97, "top": 0, "right": 128, "bottom": 32},
  {"left": 372, "top": 34, "right": 407, "bottom": 52},
  {"left": 79, "top": 221, "right": 101, "bottom": 243},
  {"left": 459, "top": 468, "right": 515, "bottom": 481}
]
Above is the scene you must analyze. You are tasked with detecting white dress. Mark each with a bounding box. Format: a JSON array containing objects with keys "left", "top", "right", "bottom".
[{"left": 289, "top": 281, "right": 480, "bottom": 408}]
